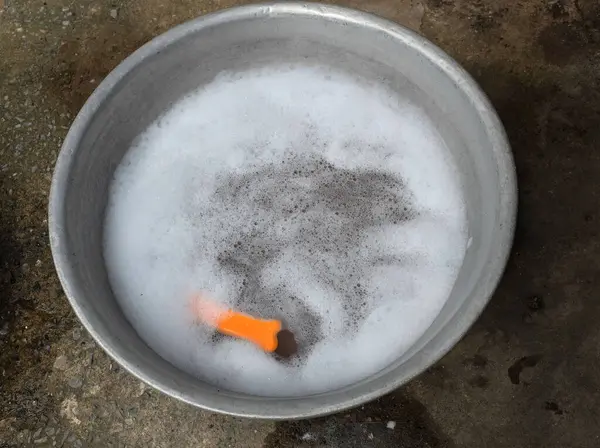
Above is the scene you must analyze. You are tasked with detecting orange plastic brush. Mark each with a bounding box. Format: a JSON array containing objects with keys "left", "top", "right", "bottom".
[{"left": 191, "top": 295, "right": 297, "bottom": 357}]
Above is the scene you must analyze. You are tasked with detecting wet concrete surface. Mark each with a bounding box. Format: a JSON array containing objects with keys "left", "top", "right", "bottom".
[{"left": 1, "top": 0, "right": 600, "bottom": 446}]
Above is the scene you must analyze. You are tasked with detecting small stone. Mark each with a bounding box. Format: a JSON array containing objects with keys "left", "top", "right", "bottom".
[
  {"left": 33, "top": 436, "right": 48, "bottom": 444},
  {"left": 35, "top": 259, "right": 42, "bottom": 267},
  {"left": 386, "top": 421, "right": 396, "bottom": 430},
  {"left": 62, "top": 20, "right": 70, "bottom": 26},
  {"left": 84, "top": 352, "right": 94, "bottom": 366},
  {"left": 124, "top": 418, "right": 134, "bottom": 426},
  {"left": 68, "top": 377, "right": 83, "bottom": 389},
  {"left": 18, "top": 429, "right": 31, "bottom": 443},
  {"left": 45, "top": 427, "right": 55, "bottom": 436},
  {"left": 72, "top": 328, "right": 81, "bottom": 340},
  {"left": 110, "top": 8, "right": 118, "bottom": 18},
  {"left": 21, "top": 263, "right": 30, "bottom": 273},
  {"left": 53, "top": 355, "right": 68, "bottom": 371},
  {"left": 135, "top": 381, "right": 146, "bottom": 397}
]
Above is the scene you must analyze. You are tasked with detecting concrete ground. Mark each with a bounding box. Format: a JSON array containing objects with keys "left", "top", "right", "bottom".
[{"left": 1, "top": 0, "right": 600, "bottom": 446}]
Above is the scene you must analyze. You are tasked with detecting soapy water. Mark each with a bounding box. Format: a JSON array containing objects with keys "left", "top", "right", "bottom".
[{"left": 104, "top": 64, "right": 468, "bottom": 396}]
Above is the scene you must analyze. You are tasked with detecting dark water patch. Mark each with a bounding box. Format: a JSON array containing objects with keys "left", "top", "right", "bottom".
[{"left": 212, "top": 155, "right": 414, "bottom": 355}]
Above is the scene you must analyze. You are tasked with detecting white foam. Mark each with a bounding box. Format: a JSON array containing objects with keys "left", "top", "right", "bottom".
[{"left": 103, "top": 64, "right": 468, "bottom": 396}]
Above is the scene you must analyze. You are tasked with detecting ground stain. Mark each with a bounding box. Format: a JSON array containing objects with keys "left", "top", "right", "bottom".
[
  {"left": 547, "top": 0, "right": 568, "bottom": 19},
  {"left": 538, "top": 22, "right": 589, "bottom": 66},
  {"left": 544, "top": 401, "right": 565, "bottom": 415},
  {"left": 263, "top": 391, "right": 454, "bottom": 448},
  {"left": 508, "top": 355, "right": 543, "bottom": 385},
  {"left": 468, "top": 375, "right": 490, "bottom": 389},
  {"left": 537, "top": 1, "right": 600, "bottom": 66},
  {"left": 464, "top": 354, "right": 488, "bottom": 369}
]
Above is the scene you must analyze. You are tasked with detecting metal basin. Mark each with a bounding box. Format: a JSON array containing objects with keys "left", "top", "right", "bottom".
[{"left": 49, "top": 3, "right": 516, "bottom": 419}]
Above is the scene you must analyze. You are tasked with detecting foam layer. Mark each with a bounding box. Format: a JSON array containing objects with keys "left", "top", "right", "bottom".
[{"left": 103, "top": 64, "right": 468, "bottom": 396}]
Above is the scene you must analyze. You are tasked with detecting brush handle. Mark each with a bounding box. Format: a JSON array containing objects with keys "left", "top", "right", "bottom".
[
  {"left": 191, "top": 296, "right": 282, "bottom": 352},
  {"left": 217, "top": 312, "right": 281, "bottom": 352}
]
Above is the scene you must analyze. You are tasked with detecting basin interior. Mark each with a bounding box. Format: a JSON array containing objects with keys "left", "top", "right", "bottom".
[{"left": 56, "top": 7, "right": 509, "bottom": 416}]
